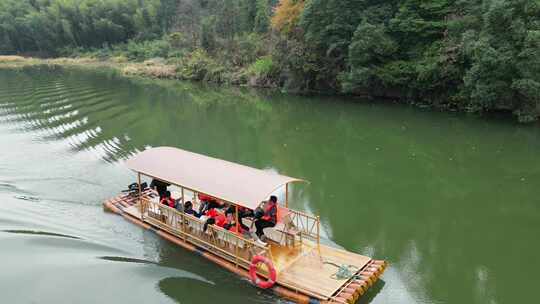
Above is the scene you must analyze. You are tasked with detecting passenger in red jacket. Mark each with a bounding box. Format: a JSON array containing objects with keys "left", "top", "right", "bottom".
[
  {"left": 160, "top": 191, "right": 175, "bottom": 208},
  {"left": 202, "top": 202, "right": 227, "bottom": 232},
  {"left": 224, "top": 212, "right": 245, "bottom": 234},
  {"left": 214, "top": 212, "right": 227, "bottom": 228}
]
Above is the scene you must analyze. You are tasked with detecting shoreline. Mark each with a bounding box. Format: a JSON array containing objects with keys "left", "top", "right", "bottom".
[
  {"left": 0, "top": 55, "right": 536, "bottom": 125},
  {"left": 0, "top": 54, "right": 373, "bottom": 98},
  {"left": 0, "top": 55, "right": 180, "bottom": 81}
]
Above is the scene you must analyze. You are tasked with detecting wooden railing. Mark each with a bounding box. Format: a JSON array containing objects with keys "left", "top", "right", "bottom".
[
  {"left": 286, "top": 208, "right": 321, "bottom": 245},
  {"left": 141, "top": 198, "right": 272, "bottom": 271}
]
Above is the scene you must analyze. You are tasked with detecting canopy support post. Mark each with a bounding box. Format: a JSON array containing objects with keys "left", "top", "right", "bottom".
[
  {"left": 316, "top": 215, "right": 321, "bottom": 253},
  {"left": 235, "top": 205, "right": 239, "bottom": 267},
  {"left": 285, "top": 183, "right": 289, "bottom": 208},
  {"left": 235, "top": 205, "right": 239, "bottom": 233},
  {"left": 181, "top": 187, "right": 185, "bottom": 205},
  {"left": 181, "top": 186, "right": 186, "bottom": 239},
  {"left": 138, "top": 173, "right": 143, "bottom": 218}
]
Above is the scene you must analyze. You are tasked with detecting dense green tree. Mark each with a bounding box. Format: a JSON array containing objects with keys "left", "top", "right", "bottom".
[
  {"left": 254, "top": 0, "right": 270, "bottom": 33},
  {"left": 238, "top": 0, "right": 257, "bottom": 33},
  {"left": 461, "top": 0, "right": 540, "bottom": 121},
  {"left": 0, "top": 0, "right": 161, "bottom": 54},
  {"left": 157, "top": 0, "right": 178, "bottom": 33},
  {"left": 341, "top": 21, "right": 398, "bottom": 93},
  {"left": 201, "top": 16, "right": 218, "bottom": 52},
  {"left": 1, "top": 0, "right": 538, "bottom": 121},
  {"left": 173, "top": 0, "right": 202, "bottom": 48},
  {"left": 213, "top": 0, "right": 239, "bottom": 40}
]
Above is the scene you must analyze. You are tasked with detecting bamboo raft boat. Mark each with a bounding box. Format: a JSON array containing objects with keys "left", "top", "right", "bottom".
[{"left": 103, "top": 147, "right": 386, "bottom": 303}]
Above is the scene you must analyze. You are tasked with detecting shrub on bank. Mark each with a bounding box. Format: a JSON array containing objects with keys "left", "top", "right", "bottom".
[
  {"left": 174, "top": 49, "right": 232, "bottom": 84},
  {"left": 121, "top": 40, "right": 171, "bottom": 61},
  {"left": 247, "top": 56, "right": 278, "bottom": 87},
  {"left": 59, "top": 39, "right": 173, "bottom": 62},
  {"left": 222, "top": 33, "right": 267, "bottom": 67}
]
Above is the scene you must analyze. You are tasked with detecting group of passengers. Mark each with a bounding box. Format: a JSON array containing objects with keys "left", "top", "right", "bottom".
[{"left": 151, "top": 179, "right": 276, "bottom": 246}]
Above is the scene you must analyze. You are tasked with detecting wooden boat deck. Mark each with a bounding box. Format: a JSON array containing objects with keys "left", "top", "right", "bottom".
[
  {"left": 270, "top": 241, "right": 371, "bottom": 299},
  {"left": 124, "top": 204, "right": 142, "bottom": 218},
  {"left": 106, "top": 193, "right": 386, "bottom": 303}
]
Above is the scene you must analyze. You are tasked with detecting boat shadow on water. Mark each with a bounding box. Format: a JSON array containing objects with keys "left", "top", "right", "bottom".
[
  {"left": 154, "top": 244, "right": 279, "bottom": 304},
  {"left": 1, "top": 229, "right": 80, "bottom": 239},
  {"left": 359, "top": 279, "right": 386, "bottom": 304}
]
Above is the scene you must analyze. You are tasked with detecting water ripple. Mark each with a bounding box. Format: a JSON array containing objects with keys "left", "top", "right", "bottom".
[{"left": 1, "top": 229, "right": 81, "bottom": 239}]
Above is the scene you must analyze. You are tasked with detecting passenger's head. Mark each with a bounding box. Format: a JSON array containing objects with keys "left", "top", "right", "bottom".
[
  {"left": 209, "top": 199, "right": 221, "bottom": 209},
  {"left": 184, "top": 201, "right": 192, "bottom": 209},
  {"left": 165, "top": 190, "right": 171, "bottom": 198},
  {"left": 225, "top": 206, "right": 235, "bottom": 215},
  {"left": 269, "top": 195, "right": 277, "bottom": 204},
  {"left": 226, "top": 213, "right": 234, "bottom": 222}
]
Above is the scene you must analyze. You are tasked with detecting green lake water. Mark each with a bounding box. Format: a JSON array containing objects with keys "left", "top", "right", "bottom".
[{"left": 0, "top": 67, "right": 539, "bottom": 304}]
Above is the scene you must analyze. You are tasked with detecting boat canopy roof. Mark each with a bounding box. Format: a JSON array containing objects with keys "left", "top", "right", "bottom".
[{"left": 126, "top": 147, "right": 305, "bottom": 209}]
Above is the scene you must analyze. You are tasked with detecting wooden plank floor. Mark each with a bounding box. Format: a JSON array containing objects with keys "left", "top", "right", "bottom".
[
  {"left": 124, "top": 205, "right": 141, "bottom": 218},
  {"left": 276, "top": 241, "right": 371, "bottom": 300},
  {"left": 269, "top": 242, "right": 313, "bottom": 273}
]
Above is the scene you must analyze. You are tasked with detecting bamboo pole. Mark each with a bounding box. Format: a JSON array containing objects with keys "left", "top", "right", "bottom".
[
  {"left": 235, "top": 204, "right": 239, "bottom": 267},
  {"left": 181, "top": 187, "right": 184, "bottom": 205},
  {"left": 235, "top": 205, "right": 240, "bottom": 234},
  {"left": 316, "top": 215, "right": 320, "bottom": 253},
  {"left": 285, "top": 183, "right": 289, "bottom": 208},
  {"left": 181, "top": 186, "right": 186, "bottom": 241},
  {"left": 138, "top": 173, "right": 143, "bottom": 218}
]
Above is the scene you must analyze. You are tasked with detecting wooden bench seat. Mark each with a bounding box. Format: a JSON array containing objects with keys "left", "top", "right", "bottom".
[{"left": 263, "top": 206, "right": 300, "bottom": 246}]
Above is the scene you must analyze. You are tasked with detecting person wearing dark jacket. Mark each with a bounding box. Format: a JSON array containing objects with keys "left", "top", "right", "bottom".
[
  {"left": 183, "top": 201, "right": 201, "bottom": 217},
  {"left": 254, "top": 195, "right": 278, "bottom": 245},
  {"left": 150, "top": 178, "right": 170, "bottom": 200},
  {"left": 237, "top": 206, "right": 254, "bottom": 231}
]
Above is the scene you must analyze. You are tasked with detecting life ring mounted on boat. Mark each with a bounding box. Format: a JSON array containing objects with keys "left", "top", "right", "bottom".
[{"left": 249, "top": 255, "right": 276, "bottom": 289}]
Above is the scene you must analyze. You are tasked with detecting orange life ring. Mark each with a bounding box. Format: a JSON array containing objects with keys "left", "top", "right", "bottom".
[{"left": 249, "top": 255, "right": 276, "bottom": 289}]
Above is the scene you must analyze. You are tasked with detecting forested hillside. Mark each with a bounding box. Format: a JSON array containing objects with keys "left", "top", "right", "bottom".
[{"left": 1, "top": 0, "right": 539, "bottom": 121}]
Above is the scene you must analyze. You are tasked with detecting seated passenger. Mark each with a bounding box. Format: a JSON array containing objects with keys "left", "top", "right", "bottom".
[
  {"left": 223, "top": 212, "right": 245, "bottom": 235},
  {"left": 253, "top": 195, "right": 278, "bottom": 245},
  {"left": 175, "top": 198, "right": 183, "bottom": 211},
  {"left": 160, "top": 191, "right": 175, "bottom": 208},
  {"left": 198, "top": 193, "right": 214, "bottom": 202},
  {"left": 197, "top": 193, "right": 212, "bottom": 214},
  {"left": 150, "top": 179, "right": 170, "bottom": 200},
  {"left": 198, "top": 198, "right": 224, "bottom": 216},
  {"left": 202, "top": 203, "right": 227, "bottom": 232},
  {"left": 183, "top": 201, "right": 200, "bottom": 217},
  {"left": 237, "top": 206, "right": 254, "bottom": 231}
]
